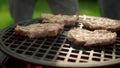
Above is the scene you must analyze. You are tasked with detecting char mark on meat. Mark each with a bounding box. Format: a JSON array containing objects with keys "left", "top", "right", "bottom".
[
  {"left": 14, "top": 23, "right": 64, "bottom": 38},
  {"left": 79, "top": 15, "right": 120, "bottom": 32},
  {"left": 67, "top": 28, "right": 117, "bottom": 46},
  {"left": 41, "top": 13, "right": 78, "bottom": 26}
]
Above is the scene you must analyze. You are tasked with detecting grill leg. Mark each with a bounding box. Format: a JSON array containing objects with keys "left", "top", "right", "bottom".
[{"left": 0, "top": 51, "right": 7, "bottom": 68}]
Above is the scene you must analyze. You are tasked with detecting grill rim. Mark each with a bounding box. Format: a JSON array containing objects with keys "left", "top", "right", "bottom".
[{"left": 0, "top": 19, "right": 120, "bottom": 67}]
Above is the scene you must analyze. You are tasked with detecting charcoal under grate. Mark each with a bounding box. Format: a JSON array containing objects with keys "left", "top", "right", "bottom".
[{"left": 0, "top": 19, "right": 120, "bottom": 67}]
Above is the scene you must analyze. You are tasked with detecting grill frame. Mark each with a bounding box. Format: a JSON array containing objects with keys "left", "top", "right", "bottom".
[{"left": 0, "top": 19, "right": 120, "bottom": 67}]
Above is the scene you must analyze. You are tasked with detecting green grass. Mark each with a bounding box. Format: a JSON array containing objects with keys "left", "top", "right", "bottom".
[
  {"left": 0, "top": 0, "right": 13, "bottom": 29},
  {"left": 0, "top": 0, "right": 100, "bottom": 29},
  {"left": 79, "top": 0, "right": 100, "bottom": 16}
]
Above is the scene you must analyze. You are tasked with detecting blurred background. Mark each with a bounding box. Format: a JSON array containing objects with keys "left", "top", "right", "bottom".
[{"left": 0, "top": 0, "right": 100, "bottom": 29}]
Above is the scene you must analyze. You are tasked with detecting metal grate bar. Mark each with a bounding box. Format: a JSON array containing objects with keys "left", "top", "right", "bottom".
[
  {"left": 88, "top": 50, "right": 94, "bottom": 62},
  {"left": 112, "top": 44, "right": 116, "bottom": 60},
  {"left": 41, "top": 37, "right": 58, "bottom": 60},
  {"left": 31, "top": 39, "right": 47, "bottom": 58},
  {"left": 52, "top": 38, "right": 67, "bottom": 61},
  {"left": 22, "top": 39, "right": 37, "bottom": 55},
  {"left": 100, "top": 50, "right": 105, "bottom": 62},
  {"left": 64, "top": 47, "right": 72, "bottom": 62},
  {"left": 76, "top": 50, "right": 82, "bottom": 63},
  {"left": 14, "top": 39, "right": 27, "bottom": 52}
]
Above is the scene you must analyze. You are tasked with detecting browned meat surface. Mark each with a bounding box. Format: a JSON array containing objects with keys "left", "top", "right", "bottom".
[
  {"left": 41, "top": 13, "right": 78, "bottom": 26},
  {"left": 79, "top": 15, "right": 120, "bottom": 32},
  {"left": 14, "top": 23, "right": 64, "bottom": 38},
  {"left": 67, "top": 28, "right": 117, "bottom": 46}
]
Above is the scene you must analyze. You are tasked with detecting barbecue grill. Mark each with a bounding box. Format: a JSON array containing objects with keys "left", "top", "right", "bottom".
[{"left": 0, "top": 18, "right": 120, "bottom": 67}]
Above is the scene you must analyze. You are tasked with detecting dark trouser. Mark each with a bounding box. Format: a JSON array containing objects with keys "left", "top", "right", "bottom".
[
  {"left": 98, "top": 0, "right": 120, "bottom": 20},
  {"left": 9, "top": 0, "right": 79, "bottom": 23}
]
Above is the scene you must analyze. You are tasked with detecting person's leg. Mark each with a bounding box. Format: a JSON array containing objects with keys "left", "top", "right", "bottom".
[
  {"left": 9, "top": 0, "right": 37, "bottom": 23},
  {"left": 46, "top": 0, "right": 79, "bottom": 15},
  {"left": 98, "top": 0, "right": 120, "bottom": 19}
]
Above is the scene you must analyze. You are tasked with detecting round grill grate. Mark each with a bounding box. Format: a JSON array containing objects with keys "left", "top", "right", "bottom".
[{"left": 0, "top": 19, "right": 120, "bottom": 67}]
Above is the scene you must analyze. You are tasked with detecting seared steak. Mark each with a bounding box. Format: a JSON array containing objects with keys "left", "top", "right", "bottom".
[
  {"left": 41, "top": 13, "right": 78, "bottom": 26},
  {"left": 14, "top": 23, "right": 64, "bottom": 38},
  {"left": 79, "top": 15, "right": 120, "bottom": 32},
  {"left": 67, "top": 28, "right": 117, "bottom": 46}
]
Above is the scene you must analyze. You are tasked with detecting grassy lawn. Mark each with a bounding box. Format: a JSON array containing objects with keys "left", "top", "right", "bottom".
[
  {"left": 0, "top": 0, "right": 100, "bottom": 29},
  {"left": 79, "top": 0, "right": 100, "bottom": 16}
]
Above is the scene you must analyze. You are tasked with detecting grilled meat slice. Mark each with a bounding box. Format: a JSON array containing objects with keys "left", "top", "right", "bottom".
[
  {"left": 14, "top": 23, "right": 64, "bottom": 38},
  {"left": 79, "top": 15, "right": 120, "bottom": 32},
  {"left": 67, "top": 28, "right": 117, "bottom": 46},
  {"left": 41, "top": 13, "right": 78, "bottom": 26}
]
